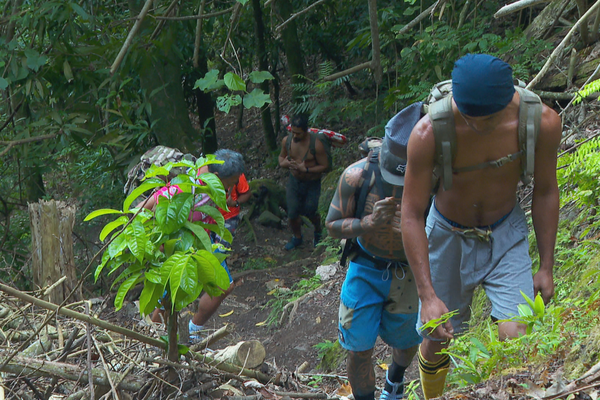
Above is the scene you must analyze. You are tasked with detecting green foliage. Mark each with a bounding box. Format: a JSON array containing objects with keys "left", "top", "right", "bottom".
[
  {"left": 194, "top": 69, "right": 273, "bottom": 114},
  {"left": 419, "top": 309, "right": 459, "bottom": 333},
  {"left": 241, "top": 257, "right": 277, "bottom": 271},
  {"left": 86, "top": 157, "right": 231, "bottom": 315},
  {"left": 573, "top": 79, "right": 600, "bottom": 105},
  {"left": 557, "top": 137, "right": 600, "bottom": 208},
  {"left": 314, "top": 339, "right": 346, "bottom": 372},
  {"left": 264, "top": 274, "right": 322, "bottom": 326}
]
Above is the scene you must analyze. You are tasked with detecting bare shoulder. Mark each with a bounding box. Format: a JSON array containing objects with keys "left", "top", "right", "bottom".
[
  {"left": 407, "top": 114, "right": 436, "bottom": 160},
  {"left": 341, "top": 158, "right": 368, "bottom": 188},
  {"left": 538, "top": 104, "right": 562, "bottom": 149},
  {"left": 281, "top": 135, "right": 289, "bottom": 148}
]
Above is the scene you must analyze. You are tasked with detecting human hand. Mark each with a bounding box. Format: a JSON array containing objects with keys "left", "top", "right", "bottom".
[
  {"left": 368, "top": 197, "right": 397, "bottom": 227},
  {"left": 288, "top": 158, "right": 299, "bottom": 170},
  {"left": 420, "top": 295, "right": 454, "bottom": 341},
  {"left": 533, "top": 268, "right": 554, "bottom": 304}
]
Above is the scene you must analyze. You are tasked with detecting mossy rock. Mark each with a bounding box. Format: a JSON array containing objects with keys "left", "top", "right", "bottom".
[
  {"left": 564, "top": 323, "right": 600, "bottom": 379},
  {"left": 318, "top": 167, "right": 344, "bottom": 222},
  {"left": 248, "top": 178, "right": 287, "bottom": 219}
]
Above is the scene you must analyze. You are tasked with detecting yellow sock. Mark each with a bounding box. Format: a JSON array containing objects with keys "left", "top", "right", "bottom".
[{"left": 418, "top": 346, "right": 450, "bottom": 399}]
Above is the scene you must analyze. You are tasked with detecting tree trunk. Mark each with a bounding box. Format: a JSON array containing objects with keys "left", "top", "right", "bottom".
[
  {"left": 128, "top": 0, "right": 198, "bottom": 153},
  {"left": 191, "top": 46, "right": 218, "bottom": 154},
  {"left": 252, "top": 0, "right": 277, "bottom": 151},
  {"left": 276, "top": 0, "right": 306, "bottom": 103},
  {"left": 28, "top": 200, "right": 81, "bottom": 304}
]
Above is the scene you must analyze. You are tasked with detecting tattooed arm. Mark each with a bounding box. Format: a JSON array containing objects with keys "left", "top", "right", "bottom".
[{"left": 326, "top": 159, "right": 397, "bottom": 239}]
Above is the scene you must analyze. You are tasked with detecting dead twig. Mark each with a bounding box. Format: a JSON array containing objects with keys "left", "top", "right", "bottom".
[
  {"left": 275, "top": 0, "right": 330, "bottom": 32},
  {"left": 110, "top": 0, "right": 154, "bottom": 74},
  {"left": 528, "top": 0, "right": 600, "bottom": 89},
  {"left": 494, "top": 0, "right": 551, "bottom": 18}
]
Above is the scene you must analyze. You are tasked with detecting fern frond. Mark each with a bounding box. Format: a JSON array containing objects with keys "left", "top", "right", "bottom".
[
  {"left": 317, "top": 61, "right": 335, "bottom": 80},
  {"left": 573, "top": 79, "right": 600, "bottom": 105}
]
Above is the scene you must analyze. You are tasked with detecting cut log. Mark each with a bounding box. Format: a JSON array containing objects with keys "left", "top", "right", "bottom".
[
  {"left": 28, "top": 200, "right": 81, "bottom": 304},
  {"left": 212, "top": 340, "right": 266, "bottom": 369}
]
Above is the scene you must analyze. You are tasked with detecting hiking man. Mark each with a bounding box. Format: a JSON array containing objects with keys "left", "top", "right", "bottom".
[
  {"left": 279, "top": 114, "right": 329, "bottom": 250},
  {"left": 326, "top": 127, "right": 422, "bottom": 400},
  {"left": 146, "top": 149, "right": 246, "bottom": 341},
  {"left": 400, "top": 54, "right": 561, "bottom": 399}
]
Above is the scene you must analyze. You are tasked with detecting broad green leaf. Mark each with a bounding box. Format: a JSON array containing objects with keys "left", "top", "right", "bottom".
[
  {"left": 174, "top": 230, "right": 195, "bottom": 252},
  {"left": 163, "top": 238, "right": 179, "bottom": 256},
  {"left": 248, "top": 70, "right": 274, "bottom": 84},
  {"left": 184, "top": 221, "right": 212, "bottom": 250},
  {"left": 123, "top": 181, "right": 165, "bottom": 212},
  {"left": 243, "top": 89, "right": 272, "bottom": 109},
  {"left": 162, "top": 253, "right": 194, "bottom": 306},
  {"left": 105, "top": 254, "right": 129, "bottom": 277},
  {"left": 193, "top": 69, "right": 224, "bottom": 91},
  {"left": 521, "top": 291, "right": 536, "bottom": 310},
  {"left": 111, "top": 264, "right": 144, "bottom": 288},
  {"left": 155, "top": 193, "right": 193, "bottom": 234},
  {"left": 216, "top": 94, "right": 242, "bottom": 114},
  {"left": 197, "top": 173, "right": 226, "bottom": 208},
  {"left": 179, "top": 257, "right": 199, "bottom": 294},
  {"left": 99, "top": 216, "right": 128, "bottom": 241},
  {"left": 224, "top": 72, "right": 246, "bottom": 91},
  {"left": 533, "top": 293, "right": 545, "bottom": 317},
  {"left": 139, "top": 281, "right": 164, "bottom": 316},
  {"left": 84, "top": 208, "right": 123, "bottom": 221},
  {"left": 114, "top": 272, "right": 143, "bottom": 311},
  {"left": 144, "top": 165, "right": 172, "bottom": 179},
  {"left": 197, "top": 206, "right": 228, "bottom": 240},
  {"left": 127, "top": 218, "right": 148, "bottom": 262},
  {"left": 0, "top": 77, "right": 8, "bottom": 90},
  {"left": 145, "top": 267, "right": 163, "bottom": 284},
  {"left": 94, "top": 251, "right": 111, "bottom": 282},
  {"left": 178, "top": 344, "right": 190, "bottom": 355},
  {"left": 107, "top": 233, "right": 127, "bottom": 258},
  {"left": 518, "top": 303, "right": 533, "bottom": 317}
]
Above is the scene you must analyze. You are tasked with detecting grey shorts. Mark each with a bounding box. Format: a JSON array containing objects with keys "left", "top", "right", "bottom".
[
  {"left": 416, "top": 201, "right": 534, "bottom": 339},
  {"left": 286, "top": 174, "right": 321, "bottom": 219}
]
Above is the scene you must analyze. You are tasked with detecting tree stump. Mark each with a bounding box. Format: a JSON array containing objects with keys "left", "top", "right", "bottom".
[{"left": 28, "top": 200, "right": 81, "bottom": 304}]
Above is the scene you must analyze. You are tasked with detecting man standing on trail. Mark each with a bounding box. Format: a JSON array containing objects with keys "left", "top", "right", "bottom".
[
  {"left": 400, "top": 54, "right": 561, "bottom": 399},
  {"left": 279, "top": 114, "right": 329, "bottom": 250},
  {"left": 326, "top": 123, "right": 422, "bottom": 400}
]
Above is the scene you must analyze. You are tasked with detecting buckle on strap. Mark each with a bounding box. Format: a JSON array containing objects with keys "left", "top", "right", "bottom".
[
  {"left": 451, "top": 226, "right": 492, "bottom": 242},
  {"left": 490, "top": 151, "right": 522, "bottom": 168}
]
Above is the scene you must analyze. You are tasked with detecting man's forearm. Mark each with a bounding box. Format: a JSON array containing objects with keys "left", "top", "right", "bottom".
[
  {"left": 326, "top": 214, "right": 376, "bottom": 239},
  {"left": 532, "top": 188, "right": 559, "bottom": 271}
]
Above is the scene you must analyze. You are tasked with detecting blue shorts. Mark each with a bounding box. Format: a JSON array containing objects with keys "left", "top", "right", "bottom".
[
  {"left": 286, "top": 175, "right": 321, "bottom": 219},
  {"left": 338, "top": 256, "right": 422, "bottom": 352},
  {"left": 417, "top": 202, "right": 534, "bottom": 339}
]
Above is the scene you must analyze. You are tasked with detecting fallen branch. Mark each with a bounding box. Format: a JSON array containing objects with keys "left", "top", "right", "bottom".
[
  {"left": 190, "top": 323, "right": 234, "bottom": 352},
  {"left": 189, "top": 351, "right": 272, "bottom": 384},
  {"left": 494, "top": 0, "right": 551, "bottom": 19},
  {"left": 527, "top": 0, "right": 600, "bottom": 89},
  {"left": 322, "top": 61, "right": 372, "bottom": 82},
  {"left": 534, "top": 89, "right": 599, "bottom": 100},
  {"left": 0, "top": 283, "right": 166, "bottom": 350},
  {"left": 275, "top": 0, "right": 330, "bottom": 32},
  {"left": 0, "top": 354, "right": 145, "bottom": 391},
  {"left": 110, "top": 0, "right": 154, "bottom": 74}
]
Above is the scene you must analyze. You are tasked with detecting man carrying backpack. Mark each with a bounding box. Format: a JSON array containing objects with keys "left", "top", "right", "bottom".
[
  {"left": 325, "top": 126, "right": 422, "bottom": 400},
  {"left": 279, "top": 114, "right": 329, "bottom": 250},
  {"left": 400, "top": 54, "right": 562, "bottom": 399}
]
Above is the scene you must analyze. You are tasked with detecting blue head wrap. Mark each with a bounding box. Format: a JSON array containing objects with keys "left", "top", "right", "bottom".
[{"left": 451, "top": 54, "right": 515, "bottom": 117}]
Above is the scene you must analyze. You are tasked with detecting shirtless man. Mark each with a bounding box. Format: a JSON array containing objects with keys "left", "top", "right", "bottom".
[
  {"left": 400, "top": 54, "right": 561, "bottom": 399},
  {"left": 326, "top": 124, "right": 422, "bottom": 400},
  {"left": 279, "top": 114, "right": 329, "bottom": 250}
]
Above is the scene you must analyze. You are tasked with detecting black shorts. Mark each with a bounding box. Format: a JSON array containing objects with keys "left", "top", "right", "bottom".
[{"left": 286, "top": 174, "right": 321, "bottom": 219}]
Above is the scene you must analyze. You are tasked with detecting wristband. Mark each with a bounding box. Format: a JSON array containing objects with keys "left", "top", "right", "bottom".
[{"left": 306, "top": 167, "right": 309, "bottom": 173}]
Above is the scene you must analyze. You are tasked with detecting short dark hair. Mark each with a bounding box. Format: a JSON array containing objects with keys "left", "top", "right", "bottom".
[
  {"left": 208, "top": 149, "right": 245, "bottom": 178},
  {"left": 291, "top": 114, "right": 309, "bottom": 132}
]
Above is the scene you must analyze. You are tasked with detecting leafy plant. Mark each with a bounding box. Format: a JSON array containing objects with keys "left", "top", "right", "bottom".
[
  {"left": 314, "top": 339, "right": 346, "bottom": 372},
  {"left": 573, "top": 79, "right": 600, "bottom": 105},
  {"left": 194, "top": 69, "right": 274, "bottom": 113},
  {"left": 419, "top": 309, "right": 459, "bottom": 333},
  {"left": 85, "top": 157, "right": 232, "bottom": 359},
  {"left": 264, "top": 274, "right": 322, "bottom": 326},
  {"left": 557, "top": 136, "right": 600, "bottom": 208}
]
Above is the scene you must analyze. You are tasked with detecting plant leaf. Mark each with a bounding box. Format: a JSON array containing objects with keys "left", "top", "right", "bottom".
[
  {"left": 224, "top": 72, "right": 246, "bottom": 91},
  {"left": 243, "top": 88, "right": 272, "bottom": 109},
  {"left": 123, "top": 181, "right": 165, "bottom": 212},
  {"left": 248, "top": 70, "right": 274, "bottom": 83},
  {"left": 99, "top": 216, "right": 129, "bottom": 241},
  {"left": 114, "top": 272, "right": 143, "bottom": 311},
  {"left": 85, "top": 208, "right": 123, "bottom": 221},
  {"left": 155, "top": 193, "right": 194, "bottom": 234}
]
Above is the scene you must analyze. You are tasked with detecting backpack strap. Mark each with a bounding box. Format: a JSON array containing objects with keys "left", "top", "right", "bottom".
[
  {"left": 429, "top": 96, "right": 456, "bottom": 191},
  {"left": 355, "top": 150, "right": 377, "bottom": 219},
  {"left": 309, "top": 132, "right": 317, "bottom": 158},
  {"left": 286, "top": 132, "right": 312, "bottom": 161},
  {"left": 515, "top": 86, "right": 542, "bottom": 184}
]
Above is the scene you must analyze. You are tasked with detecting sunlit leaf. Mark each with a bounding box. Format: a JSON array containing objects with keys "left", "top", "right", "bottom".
[
  {"left": 84, "top": 208, "right": 123, "bottom": 221},
  {"left": 224, "top": 72, "right": 246, "bottom": 91}
]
